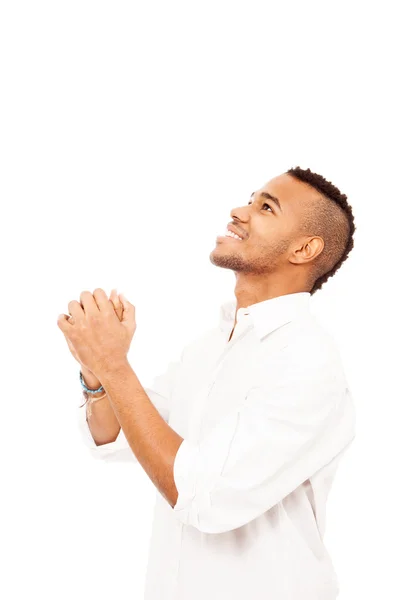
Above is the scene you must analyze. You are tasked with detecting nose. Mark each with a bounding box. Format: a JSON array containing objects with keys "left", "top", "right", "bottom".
[{"left": 230, "top": 205, "right": 250, "bottom": 224}]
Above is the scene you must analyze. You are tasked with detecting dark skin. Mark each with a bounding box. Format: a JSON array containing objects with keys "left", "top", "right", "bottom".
[
  {"left": 59, "top": 172, "right": 326, "bottom": 509},
  {"left": 210, "top": 172, "right": 325, "bottom": 335}
]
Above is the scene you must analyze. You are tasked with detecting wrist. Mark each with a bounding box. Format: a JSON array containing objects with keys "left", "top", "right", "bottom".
[
  {"left": 97, "top": 358, "right": 131, "bottom": 386},
  {"left": 80, "top": 367, "right": 102, "bottom": 390}
]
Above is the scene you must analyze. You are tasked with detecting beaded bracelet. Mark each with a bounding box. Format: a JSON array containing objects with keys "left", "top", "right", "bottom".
[
  {"left": 78, "top": 371, "right": 107, "bottom": 417},
  {"left": 79, "top": 370, "right": 104, "bottom": 394}
]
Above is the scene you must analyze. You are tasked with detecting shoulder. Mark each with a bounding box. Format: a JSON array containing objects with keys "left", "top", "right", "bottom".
[{"left": 258, "top": 314, "right": 347, "bottom": 385}]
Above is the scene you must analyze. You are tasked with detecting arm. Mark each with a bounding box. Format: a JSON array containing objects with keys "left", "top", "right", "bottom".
[
  {"left": 172, "top": 351, "right": 356, "bottom": 533},
  {"left": 77, "top": 353, "right": 186, "bottom": 463},
  {"left": 96, "top": 359, "right": 183, "bottom": 506},
  {"left": 82, "top": 368, "right": 121, "bottom": 445}
]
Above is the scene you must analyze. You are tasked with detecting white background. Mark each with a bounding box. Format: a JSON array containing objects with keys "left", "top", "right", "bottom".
[{"left": 1, "top": 1, "right": 399, "bottom": 598}]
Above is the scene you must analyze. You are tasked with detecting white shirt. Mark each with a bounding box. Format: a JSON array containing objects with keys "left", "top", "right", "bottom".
[{"left": 77, "top": 292, "right": 356, "bottom": 600}]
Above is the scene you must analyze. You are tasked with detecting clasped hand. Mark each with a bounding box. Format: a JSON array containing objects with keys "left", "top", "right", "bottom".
[{"left": 57, "top": 288, "right": 136, "bottom": 379}]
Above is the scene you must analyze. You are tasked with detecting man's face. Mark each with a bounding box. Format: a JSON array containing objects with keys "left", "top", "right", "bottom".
[{"left": 209, "top": 173, "right": 319, "bottom": 275}]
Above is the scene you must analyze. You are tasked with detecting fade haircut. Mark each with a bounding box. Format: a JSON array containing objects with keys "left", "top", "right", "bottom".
[{"left": 286, "top": 166, "right": 356, "bottom": 295}]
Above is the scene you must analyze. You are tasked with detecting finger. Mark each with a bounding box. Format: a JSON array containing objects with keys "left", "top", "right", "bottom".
[
  {"left": 68, "top": 299, "right": 85, "bottom": 321},
  {"left": 93, "top": 288, "right": 114, "bottom": 314},
  {"left": 119, "top": 293, "right": 133, "bottom": 306},
  {"left": 80, "top": 290, "right": 98, "bottom": 316},
  {"left": 119, "top": 294, "right": 136, "bottom": 326},
  {"left": 109, "top": 288, "right": 119, "bottom": 307},
  {"left": 110, "top": 289, "right": 123, "bottom": 317},
  {"left": 57, "top": 313, "right": 74, "bottom": 334}
]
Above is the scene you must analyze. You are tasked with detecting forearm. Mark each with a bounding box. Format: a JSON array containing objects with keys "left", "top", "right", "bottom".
[
  {"left": 98, "top": 359, "right": 184, "bottom": 507},
  {"left": 81, "top": 369, "right": 121, "bottom": 446}
]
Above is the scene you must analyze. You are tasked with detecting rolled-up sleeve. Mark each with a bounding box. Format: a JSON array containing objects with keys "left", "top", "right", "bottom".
[
  {"left": 76, "top": 398, "right": 139, "bottom": 462},
  {"left": 172, "top": 355, "right": 356, "bottom": 533},
  {"left": 77, "top": 353, "right": 186, "bottom": 461}
]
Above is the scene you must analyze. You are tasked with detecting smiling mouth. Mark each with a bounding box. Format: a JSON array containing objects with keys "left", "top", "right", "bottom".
[
  {"left": 217, "top": 227, "right": 246, "bottom": 241},
  {"left": 216, "top": 235, "right": 243, "bottom": 244}
]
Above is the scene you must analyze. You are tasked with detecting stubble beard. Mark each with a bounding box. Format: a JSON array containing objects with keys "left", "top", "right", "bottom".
[{"left": 209, "top": 240, "right": 289, "bottom": 275}]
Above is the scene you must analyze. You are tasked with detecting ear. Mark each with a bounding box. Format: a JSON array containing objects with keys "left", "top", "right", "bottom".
[{"left": 289, "top": 236, "right": 324, "bottom": 265}]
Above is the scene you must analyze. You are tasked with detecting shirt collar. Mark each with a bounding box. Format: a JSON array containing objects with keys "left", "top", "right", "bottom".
[{"left": 219, "top": 292, "right": 311, "bottom": 341}]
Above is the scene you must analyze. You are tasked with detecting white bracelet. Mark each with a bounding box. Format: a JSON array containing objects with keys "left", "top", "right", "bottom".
[{"left": 85, "top": 391, "right": 107, "bottom": 418}]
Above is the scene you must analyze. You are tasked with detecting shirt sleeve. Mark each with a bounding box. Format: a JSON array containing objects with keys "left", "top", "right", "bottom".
[
  {"left": 172, "top": 351, "right": 356, "bottom": 533},
  {"left": 77, "top": 354, "right": 185, "bottom": 462}
]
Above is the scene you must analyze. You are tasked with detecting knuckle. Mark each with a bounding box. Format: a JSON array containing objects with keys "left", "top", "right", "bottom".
[{"left": 88, "top": 312, "right": 100, "bottom": 324}]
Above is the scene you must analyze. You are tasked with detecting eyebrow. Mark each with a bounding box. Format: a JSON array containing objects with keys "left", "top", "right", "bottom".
[{"left": 250, "top": 191, "right": 282, "bottom": 213}]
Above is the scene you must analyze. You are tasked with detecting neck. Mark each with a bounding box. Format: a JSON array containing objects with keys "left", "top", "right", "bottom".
[{"left": 231, "top": 272, "right": 309, "bottom": 312}]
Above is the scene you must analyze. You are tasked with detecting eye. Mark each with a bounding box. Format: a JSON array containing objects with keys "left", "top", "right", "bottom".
[
  {"left": 262, "top": 203, "right": 273, "bottom": 212},
  {"left": 247, "top": 200, "right": 273, "bottom": 213}
]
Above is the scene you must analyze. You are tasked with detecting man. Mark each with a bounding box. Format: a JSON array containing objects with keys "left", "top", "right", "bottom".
[{"left": 61, "top": 166, "right": 356, "bottom": 599}]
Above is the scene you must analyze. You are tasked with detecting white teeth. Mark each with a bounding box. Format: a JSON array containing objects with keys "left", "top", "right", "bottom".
[{"left": 225, "top": 229, "right": 242, "bottom": 240}]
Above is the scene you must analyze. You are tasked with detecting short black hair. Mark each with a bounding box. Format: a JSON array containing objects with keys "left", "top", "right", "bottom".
[{"left": 286, "top": 166, "right": 356, "bottom": 295}]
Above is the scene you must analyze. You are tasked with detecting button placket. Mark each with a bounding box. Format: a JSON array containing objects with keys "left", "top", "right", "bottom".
[
  {"left": 196, "top": 321, "right": 254, "bottom": 440},
  {"left": 214, "top": 320, "right": 252, "bottom": 375}
]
